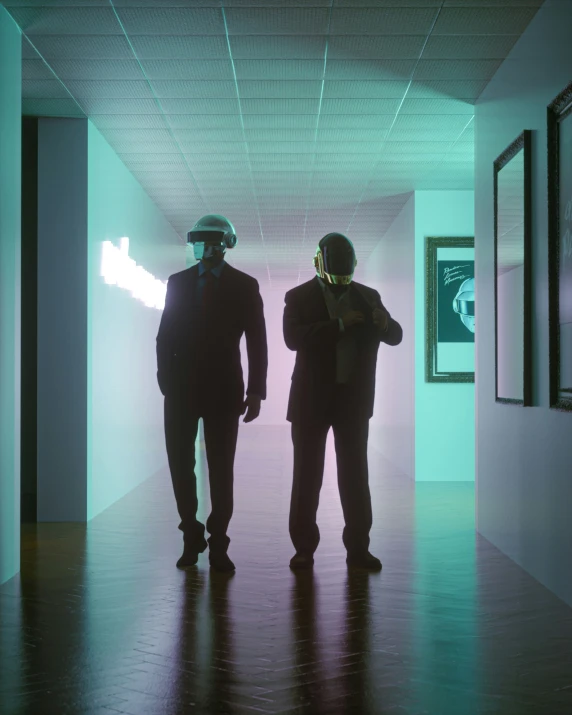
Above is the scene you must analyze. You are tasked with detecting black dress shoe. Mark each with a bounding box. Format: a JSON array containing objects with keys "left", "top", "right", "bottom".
[
  {"left": 289, "top": 553, "right": 314, "bottom": 571},
  {"left": 346, "top": 551, "right": 382, "bottom": 571},
  {"left": 209, "top": 552, "right": 236, "bottom": 573},
  {"left": 176, "top": 546, "right": 200, "bottom": 569}
]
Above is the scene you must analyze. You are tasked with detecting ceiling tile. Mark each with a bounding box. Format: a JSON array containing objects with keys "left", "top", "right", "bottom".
[
  {"left": 234, "top": 60, "right": 324, "bottom": 81},
  {"left": 229, "top": 35, "right": 326, "bottom": 60},
  {"left": 140, "top": 59, "right": 234, "bottom": 81},
  {"left": 22, "top": 34, "right": 133, "bottom": 59},
  {"left": 433, "top": 7, "right": 540, "bottom": 35},
  {"left": 422, "top": 34, "right": 520, "bottom": 59},
  {"left": 414, "top": 59, "right": 503, "bottom": 81},
  {"left": 6, "top": 7, "right": 120, "bottom": 35},
  {"left": 328, "top": 35, "right": 426, "bottom": 59},
  {"left": 64, "top": 80, "right": 154, "bottom": 99},
  {"left": 150, "top": 80, "right": 237, "bottom": 99},
  {"left": 407, "top": 79, "right": 490, "bottom": 101},
  {"left": 330, "top": 8, "right": 437, "bottom": 35},
  {"left": 48, "top": 59, "right": 144, "bottom": 81},
  {"left": 224, "top": 8, "right": 331, "bottom": 35},
  {"left": 22, "top": 97, "right": 86, "bottom": 117},
  {"left": 129, "top": 35, "right": 230, "bottom": 59},
  {"left": 323, "top": 80, "right": 410, "bottom": 99},
  {"left": 116, "top": 8, "right": 225, "bottom": 35},
  {"left": 325, "top": 59, "right": 415, "bottom": 80}
]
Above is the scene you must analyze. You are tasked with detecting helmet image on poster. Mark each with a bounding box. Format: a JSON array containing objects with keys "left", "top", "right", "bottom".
[
  {"left": 313, "top": 232, "right": 358, "bottom": 286},
  {"left": 453, "top": 277, "right": 475, "bottom": 334},
  {"left": 187, "top": 214, "right": 237, "bottom": 261}
]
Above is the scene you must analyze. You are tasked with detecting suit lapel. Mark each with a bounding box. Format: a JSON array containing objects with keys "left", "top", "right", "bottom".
[{"left": 307, "top": 277, "right": 330, "bottom": 321}]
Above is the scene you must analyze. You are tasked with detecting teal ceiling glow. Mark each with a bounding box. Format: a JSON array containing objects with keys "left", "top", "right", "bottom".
[{"left": 8, "top": 0, "right": 543, "bottom": 286}]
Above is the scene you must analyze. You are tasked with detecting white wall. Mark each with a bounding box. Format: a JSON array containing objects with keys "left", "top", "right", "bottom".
[
  {"left": 37, "top": 119, "right": 89, "bottom": 522},
  {"left": 497, "top": 265, "right": 525, "bottom": 401},
  {"left": 35, "top": 118, "right": 185, "bottom": 522},
  {"left": 0, "top": 7, "right": 21, "bottom": 584},
  {"left": 87, "top": 122, "right": 185, "bottom": 519},
  {"left": 475, "top": 0, "right": 572, "bottom": 605},
  {"left": 363, "top": 195, "right": 416, "bottom": 478},
  {"left": 415, "top": 191, "right": 475, "bottom": 481}
]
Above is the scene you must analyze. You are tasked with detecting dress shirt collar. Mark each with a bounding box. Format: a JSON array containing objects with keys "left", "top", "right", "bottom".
[{"left": 198, "top": 259, "right": 226, "bottom": 278}]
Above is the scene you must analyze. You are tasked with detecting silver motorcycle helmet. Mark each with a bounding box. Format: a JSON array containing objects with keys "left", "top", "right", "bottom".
[{"left": 187, "top": 214, "right": 237, "bottom": 261}]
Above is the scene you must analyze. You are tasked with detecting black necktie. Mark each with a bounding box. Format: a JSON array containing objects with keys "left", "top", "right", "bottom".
[{"left": 202, "top": 269, "right": 215, "bottom": 314}]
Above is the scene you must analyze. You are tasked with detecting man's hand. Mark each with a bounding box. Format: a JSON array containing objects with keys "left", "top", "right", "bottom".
[
  {"left": 242, "top": 394, "right": 261, "bottom": 423},
  {"left": 341, "top": 310, "right": 365, "bottom": 328},
  {"left": 373, "top": 306, "right": 389, "bottom": 332}
]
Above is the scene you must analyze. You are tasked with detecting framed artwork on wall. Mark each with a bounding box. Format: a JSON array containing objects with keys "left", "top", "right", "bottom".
[
  {"left": 547, "top": 80, "right": 572, "bottom": 412},
  {"left": 493, "top": 130, "right": 533, "bottom": 406},
  {"left": 425, "top": 236, "right": 475, "bottom": 383}
]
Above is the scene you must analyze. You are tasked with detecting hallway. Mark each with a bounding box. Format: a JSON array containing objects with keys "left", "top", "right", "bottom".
[{"left": 1, "top": 425, "right": 571, "bottom": 715}]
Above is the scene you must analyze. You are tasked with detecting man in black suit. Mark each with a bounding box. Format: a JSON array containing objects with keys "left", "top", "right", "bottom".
[
  {"left": 284, "top": 233, "right": 402, "bottom": 571},
  {"left": 157, "top": 214, "right": 267, "bottom": 572}
]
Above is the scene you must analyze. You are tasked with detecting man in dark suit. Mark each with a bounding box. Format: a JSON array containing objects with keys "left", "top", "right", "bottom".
[
  {"left": 157, "top": 214, "right": 267, "bottom": 572},
  {"left": 283, "top": 232, "right": 402, "bottom": 571}
]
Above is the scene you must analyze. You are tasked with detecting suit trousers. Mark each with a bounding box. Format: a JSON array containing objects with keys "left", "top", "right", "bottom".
[
  {"left": 289, "top": 384, "right": 372, "bottom": 556},
  {"left": 164, "top": 389, "right": 240, "bottom": 554}
]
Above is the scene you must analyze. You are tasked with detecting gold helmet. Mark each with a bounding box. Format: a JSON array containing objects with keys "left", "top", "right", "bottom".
[{"left": 313, "top": 232, "right": 357, "bottom": 285}]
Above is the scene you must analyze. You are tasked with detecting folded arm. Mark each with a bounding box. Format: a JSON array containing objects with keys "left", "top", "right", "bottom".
[{"left": 283, "top": 291, "right": 340, "bottom": 351}]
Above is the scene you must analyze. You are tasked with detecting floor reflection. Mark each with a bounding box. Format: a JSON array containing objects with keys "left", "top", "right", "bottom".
[{"left": 0, "top": 426, "right": 570, "bottom": 714}]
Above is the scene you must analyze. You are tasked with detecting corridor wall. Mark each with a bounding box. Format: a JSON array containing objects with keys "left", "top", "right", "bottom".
[
  {"left": 0, "top": 7, "right": 21, "bottom": 584},
  {"left": 475, "top": 0, "right": 572, "bottom": 605},
  {"left": 36, "top": 118, "right": 185, "bottom": 522}
]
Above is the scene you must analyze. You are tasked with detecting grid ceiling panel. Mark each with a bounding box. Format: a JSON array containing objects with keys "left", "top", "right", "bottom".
[
  {"left": 234, "top": 60, "right": 324, "bottom": 81},
  {"left": 8, "top": 8, "right": 120, "bottom": 35},
  {"left": 323, "top": 80, "right": 410, "bottom": 99},
  {"left": 329, "top": 8, "right": 437, "bottom": 35},
  {"left": 433, "top": 7, "right": 540, "bottom": 35},
  {"left": 47, "top": 60, "right": 144, "bottom": 81},
  {"left": 324, "top": 59, "right": 415, "bottom": 81},
  {"left": 328, "top": 35, "right": 426, "bottom": 59},
  {"left": 129, "top": 35, "right": 230, "bottom": 59},
  {"left": 224, "top": 8, "right": 331, "bottom": 35},
  {"left": 422, "top": 35, "right": 521, "bottom": 59},
  {"left": 229, "top": 35, "right": 326, "bottom": 60},
  {"left": 11, "top": 1, "right": 542, "bottom": 285},
  {"left": 140, "top": 60, "right": 234, "bottom": 81},
  {"left": 23, "top": 35, "right": 133, "bottom": 59},
  {"left": 116, "top": 8, "right": 225, "bottom": 35}
]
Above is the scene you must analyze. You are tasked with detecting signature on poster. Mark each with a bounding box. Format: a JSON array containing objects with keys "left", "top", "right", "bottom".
[{"left": 443, "top": 264, "right": 471, "bottom": 286}]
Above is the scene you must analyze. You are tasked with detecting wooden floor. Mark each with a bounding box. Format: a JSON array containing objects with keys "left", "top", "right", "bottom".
[{"left": 1, "top": 425, "right": 571, "bottom": 715}]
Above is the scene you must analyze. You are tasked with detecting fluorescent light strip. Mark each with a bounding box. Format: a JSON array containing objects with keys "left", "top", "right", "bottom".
[
  {"left": 345, "top": 1, "right": 446, "bottom": 234},
  {"left": 108, "top": 0, "right": 210, "bottom": 237},
  {"left": 101, "top": 237, "right": 167, "bottom": 310},
  {"left": 221, "top": 2, "right": 272, "bottom": 288},
  {"left": 298, "top": 0, "right": 335, "bottom": 286}
]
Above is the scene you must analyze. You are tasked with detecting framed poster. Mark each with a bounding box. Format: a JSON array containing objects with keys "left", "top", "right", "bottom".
[
  {"left": 425, "top": 236, "right": 475, "bottom": 383},
  {"left": 547, "top": 80, "right": 572, "bottom": 412},
  {"left": 493, "top": 130, "right": 532, "bottom": 406}
]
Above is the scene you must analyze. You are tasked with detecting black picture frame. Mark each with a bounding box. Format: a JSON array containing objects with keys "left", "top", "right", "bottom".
[
  {"left": 493, "top": 130, "right": 533, "bottom": 406},
  {"left": 547, "top": 80, "right": 572, "bottom": 412},
  {"left": 425, "top": 236, "right": 475, "bottom": 383}
]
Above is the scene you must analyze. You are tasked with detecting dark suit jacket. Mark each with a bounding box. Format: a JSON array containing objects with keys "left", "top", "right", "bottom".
[
  {"left": 156, "top": 263, "right": 268, "bottom": 410},
  {"left": 283, "top": 278, "right": 402, "bottom": 422}
]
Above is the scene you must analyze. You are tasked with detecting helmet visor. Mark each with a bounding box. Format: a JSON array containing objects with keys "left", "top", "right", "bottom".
[
  {"left": 187, "top": 229, "right": 226, "bottom": 245},
  {"left": 322, "top": 242, "right": 355, "bottom": 277},
  {"left": 453, "top": 299, "right": 475, "bottom": 317}
]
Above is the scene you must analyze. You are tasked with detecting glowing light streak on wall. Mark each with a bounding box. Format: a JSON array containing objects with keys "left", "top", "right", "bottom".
[{"left": 100, "top": 237, "right": 166, "bottom": 309}]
